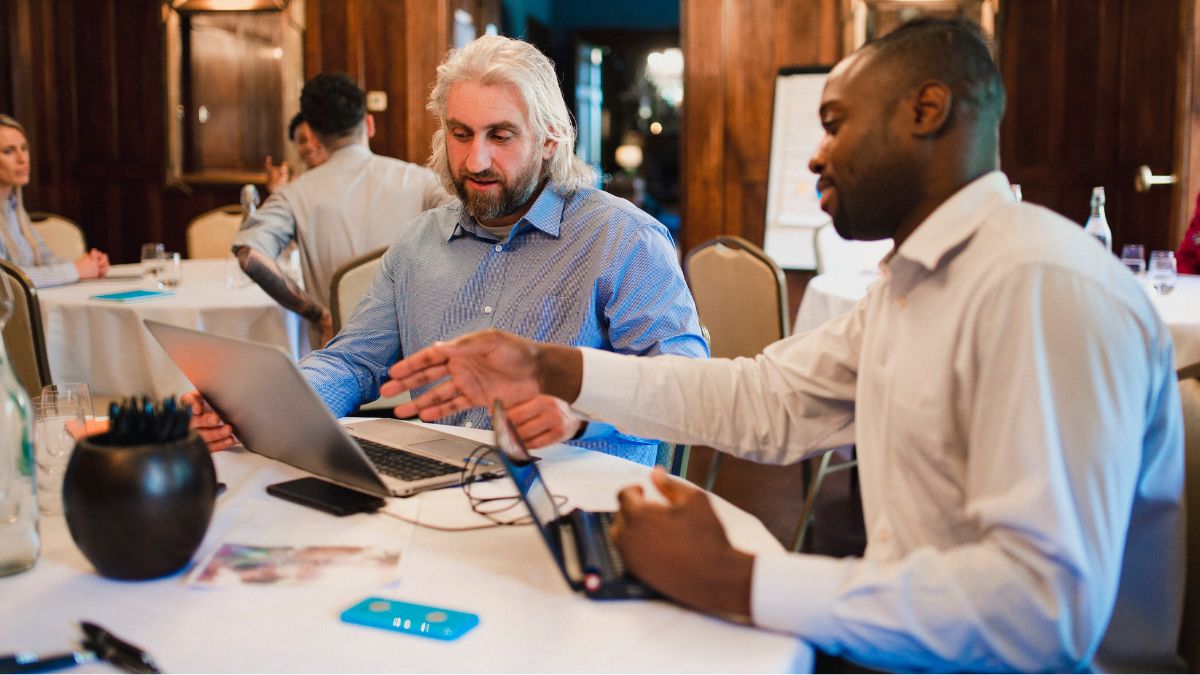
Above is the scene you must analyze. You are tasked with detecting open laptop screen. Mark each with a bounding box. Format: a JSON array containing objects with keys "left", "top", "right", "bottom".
[{"left": 493, "top": 403, "right": 559, "bottom": 528}]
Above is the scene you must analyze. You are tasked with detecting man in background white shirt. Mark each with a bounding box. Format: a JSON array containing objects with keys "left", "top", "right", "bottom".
[
  {"left": 234, "top": 73, "right": 454, "bottom": 346},
  {"left": 382, "top": 18, "right": 1185, "bottom": 672}
]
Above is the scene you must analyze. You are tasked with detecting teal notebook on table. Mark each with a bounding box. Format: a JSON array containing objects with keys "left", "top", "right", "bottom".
[{"left": 90, "top": 289, "right": 175, "bottom": 303}]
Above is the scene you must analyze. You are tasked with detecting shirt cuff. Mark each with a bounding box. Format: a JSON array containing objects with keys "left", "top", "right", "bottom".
[
  {"left": 573, "top": 348, "right": 636, "bottom": 419},
  {"left": 751, "top": 550, "right": 856, "bottom": 645}
]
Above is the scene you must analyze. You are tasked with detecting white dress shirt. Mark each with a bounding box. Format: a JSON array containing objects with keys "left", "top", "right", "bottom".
[
  {"left": 573, "top": 172, "right": 1184, "bottom": 672},
  {"left": 233, "top": 144, "right": 454, "bottom": 309},
  {"left": 1, "top": 194, "right": 78, "bottom": 288}
]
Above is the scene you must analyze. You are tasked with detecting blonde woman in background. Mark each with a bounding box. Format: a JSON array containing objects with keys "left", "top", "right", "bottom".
[{"left": 0, "top": 114, "right": 108, "bottom": 287}]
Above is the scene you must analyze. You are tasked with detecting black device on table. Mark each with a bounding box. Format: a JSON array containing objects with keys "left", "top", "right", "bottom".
[
  {"left": 266, "top": 477, "right": 386, "bottom": 516},
  {"left": 491, "top": 400, "right": 656, "bottom": 600}
]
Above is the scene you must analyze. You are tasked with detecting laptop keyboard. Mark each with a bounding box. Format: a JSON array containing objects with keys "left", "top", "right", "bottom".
[
  {"left": 357, "top": 438, "right": 461, "bottom": 482},
  {"left": 596, "top": 512, "right": 627, "bottom": 576}
]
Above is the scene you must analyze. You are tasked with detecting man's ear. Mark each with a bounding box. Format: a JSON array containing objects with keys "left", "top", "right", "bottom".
[
  {"left": 541, "top": 135, "right": 557, "bottom": 160},
  {"left": 910, "top": 81, "right": 952, "bottom": 137}
]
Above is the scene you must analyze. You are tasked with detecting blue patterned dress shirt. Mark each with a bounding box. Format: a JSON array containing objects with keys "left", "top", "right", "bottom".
[{"left": 300, "top": 181, "right": 709, "bottom": 464}]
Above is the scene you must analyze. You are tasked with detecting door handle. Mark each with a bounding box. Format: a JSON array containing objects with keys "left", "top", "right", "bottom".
[{"left": 1135, "top": 165, "right": 1177, "bottom": 193}]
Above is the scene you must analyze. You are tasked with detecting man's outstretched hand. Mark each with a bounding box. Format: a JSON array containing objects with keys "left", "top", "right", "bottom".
[{"left": 381, "top": 329, "right": 583, "bottom": 422}]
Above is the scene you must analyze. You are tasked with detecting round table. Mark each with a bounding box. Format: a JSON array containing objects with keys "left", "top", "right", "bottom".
[
  {"left": 38, "top": 259, "right": 308, "bottom": 398},
  {"left": 0, "top": 424, "right": 814, "bottom": 672},
  {"left": 795, "top": 271, "right": 1200, "bottom": 370}
]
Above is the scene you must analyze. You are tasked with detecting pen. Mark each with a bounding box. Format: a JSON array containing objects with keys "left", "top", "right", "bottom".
[
  {"left": 81, "top": 621, "right": 160, "bottom": 674},
  {"left": 0, "top": 650, "right": 97, "bottom": 673}
]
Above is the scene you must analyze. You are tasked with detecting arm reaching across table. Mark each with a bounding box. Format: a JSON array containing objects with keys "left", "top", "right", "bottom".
[{"left": 382, "top": 329, "right": 583, "bottom": 421}]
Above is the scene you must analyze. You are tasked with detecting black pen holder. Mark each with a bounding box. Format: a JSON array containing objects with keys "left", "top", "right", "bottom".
[{"left": 62, "top": 431, "right": 216, "bottom": 580}]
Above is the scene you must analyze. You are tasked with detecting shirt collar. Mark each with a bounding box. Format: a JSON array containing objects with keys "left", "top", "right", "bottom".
[
  {"left": 5, "top": 192, "right": 15, "bottom": 209},
  {"left": 892, "top": 171, "right": 1013, "bottom": 271},
  {"left": 324, "top": 143, "right": 372, "bottom": 166},
  {"left": 441, "top": 180, "right": 566, "bottom": 242}
]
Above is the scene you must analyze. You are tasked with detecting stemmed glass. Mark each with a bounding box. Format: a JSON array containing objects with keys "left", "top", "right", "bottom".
[{"left": 33, "top": 393, "right": 85, "bottom": 516}]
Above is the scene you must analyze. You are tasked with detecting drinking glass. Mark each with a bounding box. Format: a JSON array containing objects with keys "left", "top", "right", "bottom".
[
  {"left": 159, "top": 252, "right": 183, "bottom": 289},
  {"left": 33, "top": 394, "right": 85, "bottom": 516},
  {"left": 40, "top": 383, "right": 94, "bottom": 423},
  {"left": 140, "top": 243, "right": 165, "bottom": 281},
  {"left": 1120, "top": 244, "right": 1146, "bottom": 275},
  {"left": 1148, "top": 250, "right": 1177, "bottom": 295}
]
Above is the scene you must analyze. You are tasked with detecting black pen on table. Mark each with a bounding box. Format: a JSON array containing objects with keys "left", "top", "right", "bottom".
[{"left": 0, "top": 649, "right": 98, "bottom": 673}]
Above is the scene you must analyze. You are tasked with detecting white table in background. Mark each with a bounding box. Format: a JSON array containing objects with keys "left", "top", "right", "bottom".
[
  {"left": 37, "top": 259, "right": 308, "bottom": 399},
  {"left": 0, "top": 424, "right": 814, "bottom": 673},
  {"left": 794, "top": 271, "right": 1200, "bottom": 370}
]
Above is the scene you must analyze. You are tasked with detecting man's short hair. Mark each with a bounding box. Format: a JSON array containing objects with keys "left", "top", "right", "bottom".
[
  {"left": 300, "top": 73, "right": 366, "bottom": 141},
  {"left": 287, "top": 112, "right": 305, "bottom": 141},
  {"left": 426, "top": 35, "right": 597, "bottom": 195},
  {"left": 867, "top": 17, "right": 1006, "bottom": 126}
]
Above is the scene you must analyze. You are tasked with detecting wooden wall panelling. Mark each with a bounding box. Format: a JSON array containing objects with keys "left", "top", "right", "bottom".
[
  {"left": 359, "top": 0, "right": 408, "bottom": 162},
  {"left": 680, "top": 0, "right": 840, "bottom": 254},
  {"left": 1184, "top": 0, "right": 1200, "bottom": 243},
  {"left": 999, "top": 0, "right": 1182, "bottom": 253},
  {"left": 304, "top": 0, "right": 450, "bottom": 164},
  {"left": 404, "top": 1, "right": 451, "bottom": 165},
  {"left": 680, "top": 0, "right": 727, "bottom": 254}
]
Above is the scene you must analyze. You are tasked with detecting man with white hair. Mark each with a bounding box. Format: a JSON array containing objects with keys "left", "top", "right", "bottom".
[{"left": 193, "top": 35, "right": 706, "bottom": 464}]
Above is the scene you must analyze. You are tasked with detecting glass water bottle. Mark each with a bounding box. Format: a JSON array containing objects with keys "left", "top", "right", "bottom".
[
  {"left": 0, "top": 334, "right": 39, "bottom": 576},
  {"left": 1083, "top": 186, "right": 1113, "bottom": 252}
]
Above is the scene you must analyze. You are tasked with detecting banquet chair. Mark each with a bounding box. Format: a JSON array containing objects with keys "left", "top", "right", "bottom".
[
  {"left": 0, "top": 260, "right": 51, "bottom": 397},
  {"left": 186, "top": 205, "right": 243, "bottom": 259},
  {"left": 813, "top": 222, "right": 893, "bottom": 275},
  {"left": 683, "top": 236, "right": 789, "bottom": 490},
  {"left": 1178, "top": 362, "right": 1200, "bottom": 670},
  {"left": 329, "top": 247, "right": 399, "bottom": 413},
  {"left": 29, "top": 212, "right": 86, "bottom": 261}
]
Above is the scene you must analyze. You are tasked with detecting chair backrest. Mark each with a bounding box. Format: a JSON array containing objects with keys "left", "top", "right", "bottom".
[
  {"left": 814, "top": 222, "right": 893, "bottom": 275},
  {"left": 186, "top": 205, "right": 244, "bottom": 259},
  {"left": 0, "top": 260, "right": 51, "bottom": 397},
  {"left": 329, "top": 247, "right": 387, "bottom": 334},
  {"left": 28, "top": 212, "right": 86, "bottom": 261},
  {"left": 1178, "top": 362, "right": 1200, "bottom": 670},
  {"left": 683, "top": 235, "right": 788, "bottom": 359}
]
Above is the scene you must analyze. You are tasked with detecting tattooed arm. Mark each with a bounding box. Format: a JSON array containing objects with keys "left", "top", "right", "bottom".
[{"left": 235, "top": 245, "right": 333, "bottom": 344}]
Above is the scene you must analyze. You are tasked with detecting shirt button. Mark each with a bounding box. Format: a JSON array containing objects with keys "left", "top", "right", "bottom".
[
  {"left": 464, "top": 421, "right": 474, "bottom": 428},
  {"left": 494, "top": 244, "right": 503, "bottom": 252},
  {"left": 483, "top": 305, "right": 493, "bottom": 314}
]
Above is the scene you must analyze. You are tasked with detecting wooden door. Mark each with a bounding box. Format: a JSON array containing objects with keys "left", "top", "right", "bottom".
[{"left": 1000, "top": 0, "right": 1196, "bottom": 252}]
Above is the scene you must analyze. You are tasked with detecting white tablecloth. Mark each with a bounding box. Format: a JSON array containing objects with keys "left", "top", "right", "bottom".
[
  {"left": 0, "top": 424, "right": 814, "bottom": 673},
  {"left": 38, "top": 259, "right": 307, "bottom": 398},
  {"left": 794, "top": 271, "right": 1200, "bottom": 370}
]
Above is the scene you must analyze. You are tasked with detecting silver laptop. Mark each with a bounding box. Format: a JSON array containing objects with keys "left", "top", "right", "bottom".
[{"left": 145, "top": 319, "right": 502, "bottom": 497}]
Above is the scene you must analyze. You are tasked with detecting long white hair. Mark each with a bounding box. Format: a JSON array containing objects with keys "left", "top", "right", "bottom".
[
  {"left": 0, "top": 114, "right": 41, "bottom": 265},
  {"left": 426, "top": 35, "right": 596, "bottom": 195}
]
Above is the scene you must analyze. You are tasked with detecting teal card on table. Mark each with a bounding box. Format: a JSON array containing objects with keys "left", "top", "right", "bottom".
[
  {"left": 90, "top": 289, "right": 175, "bottom": 303},
  {"left": 341, "top": 597, "right": 479, "bottom": 641}
]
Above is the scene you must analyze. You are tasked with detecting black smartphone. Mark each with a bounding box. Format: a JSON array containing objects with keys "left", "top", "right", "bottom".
[{"left": 266, "top": 477, "right": 386, "bottom": 516}]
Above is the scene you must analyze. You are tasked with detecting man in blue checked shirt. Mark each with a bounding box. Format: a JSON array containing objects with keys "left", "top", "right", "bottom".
[{"left": 191, "top": 35, "right": 707, "bottom": 465}]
